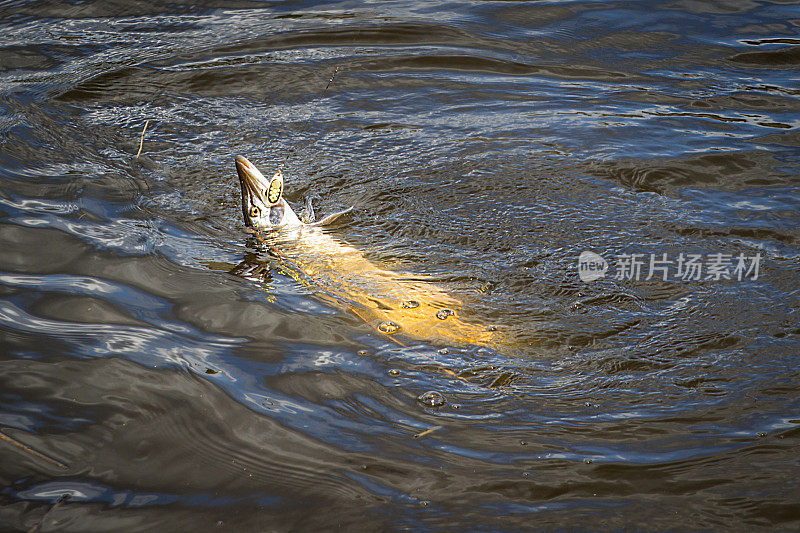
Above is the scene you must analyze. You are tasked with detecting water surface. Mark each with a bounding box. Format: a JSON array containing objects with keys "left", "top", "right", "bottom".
[{"left": 1, "top": 0, "right": 799, "bottom": 530}]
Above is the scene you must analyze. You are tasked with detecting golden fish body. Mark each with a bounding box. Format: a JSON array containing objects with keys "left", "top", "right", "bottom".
[
  {"left": 276, "top": 227, "right": 498, "bottom": 348},
  {"left": 235, "top": 155, "right": 499, "bottom": 349}
]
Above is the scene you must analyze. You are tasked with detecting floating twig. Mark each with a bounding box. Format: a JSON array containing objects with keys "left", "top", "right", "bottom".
[
  {"left": 0, "top": 429, "right": 67, "bottom": 470},
  {"left": 27, "top": 494, "right": 70, "bottom": 533},
  {"left": 136, "top": 119, "right": 149, "bottom": 158},
  {"left": 413, "top": 426, "right": 443, "bottom": 439}
]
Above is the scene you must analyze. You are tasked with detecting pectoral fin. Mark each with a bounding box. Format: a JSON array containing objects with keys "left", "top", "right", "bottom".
[{"left": 309, "top": 206, "right": 354, "bottom": 227}]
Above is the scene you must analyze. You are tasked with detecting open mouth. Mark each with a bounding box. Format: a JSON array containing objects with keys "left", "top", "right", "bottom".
[{"left": 235, "top": 155, "right": 282, "bottom": 207}]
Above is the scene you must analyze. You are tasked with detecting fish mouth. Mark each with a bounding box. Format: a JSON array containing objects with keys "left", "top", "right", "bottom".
[{"left": 235, "top": 155, "right": 271, "bottom": 207}]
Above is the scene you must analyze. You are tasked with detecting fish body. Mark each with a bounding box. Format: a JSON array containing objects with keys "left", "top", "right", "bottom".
[{"left": 235, "top": 156, "right": 498, "bottom": 349}]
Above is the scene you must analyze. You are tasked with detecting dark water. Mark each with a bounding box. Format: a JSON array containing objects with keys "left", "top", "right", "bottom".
[{"left": 1, "top": 0, "right": 799, "bottom": 530}]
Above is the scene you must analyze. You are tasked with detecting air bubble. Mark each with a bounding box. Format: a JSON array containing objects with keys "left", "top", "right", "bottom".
[
  {"left": 436, "top": 308, "right": 455, "bottom": 320},
  {"left": 417, "top": 391, "right": 446, "bottom": 407},
  {"left": 401, "top": 300, "right": 420, "bottom": 309},
  {"left": 378, "top": 321, "right": 400, "bottom": 334}
]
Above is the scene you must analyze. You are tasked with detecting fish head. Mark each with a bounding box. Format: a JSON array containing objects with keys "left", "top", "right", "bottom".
[{"left": 235, "top": 155, "right": 302, "bottom": 230}]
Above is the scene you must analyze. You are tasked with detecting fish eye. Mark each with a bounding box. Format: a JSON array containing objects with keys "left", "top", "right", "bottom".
[{"left": 249, "top": 206, "right": 260, "bottom": 218}]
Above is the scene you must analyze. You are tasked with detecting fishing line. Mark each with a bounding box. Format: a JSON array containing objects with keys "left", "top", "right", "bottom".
[
  {"left": 246, "top": 20, "right": 518, "bottom": 396},
  {"left": 277, "top": 21, "right": 365, "bottom": 170}
]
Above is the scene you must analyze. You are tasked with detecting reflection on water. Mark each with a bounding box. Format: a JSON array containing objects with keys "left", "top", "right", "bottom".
[{"left": 1, "top": 0, "right": 799, "bottom": 530}]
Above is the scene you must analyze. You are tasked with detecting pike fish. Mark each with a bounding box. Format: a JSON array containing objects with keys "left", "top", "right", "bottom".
[{"left": 235, "top": 155, "right": 500, "bottom": 349}]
